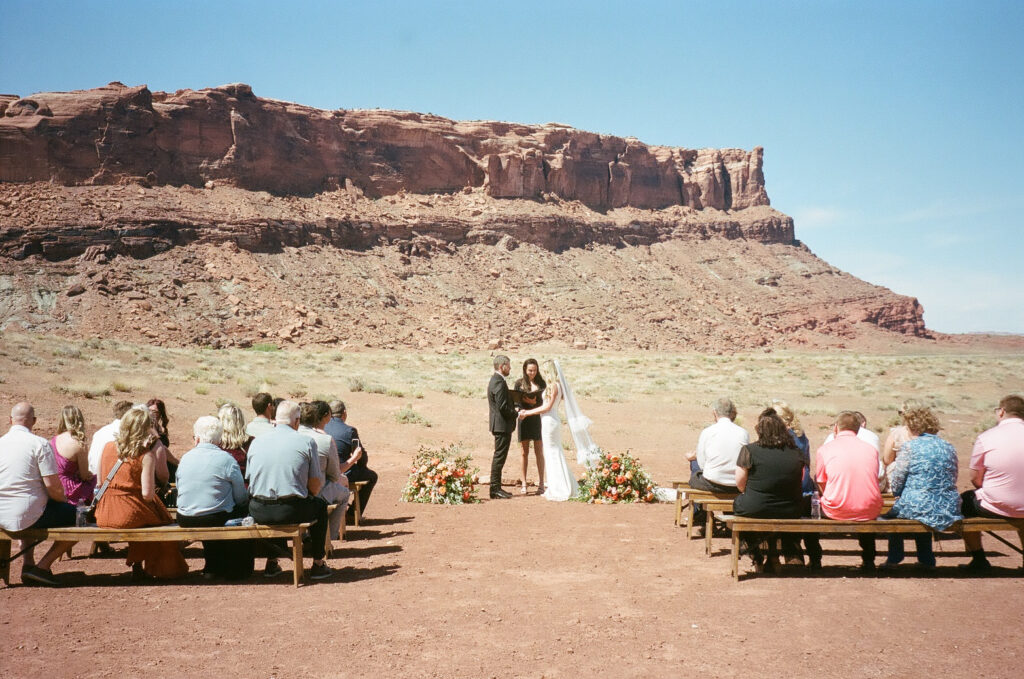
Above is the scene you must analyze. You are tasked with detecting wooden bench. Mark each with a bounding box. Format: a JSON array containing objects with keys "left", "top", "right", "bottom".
[
  {"left": 350, "top": 481, "right": 368, "bottom": 526},
  {"left": 726, "top": 516, "right": 1024, "bottom": 580},
  {"left": 1, "top": 523, "right": 314, "bottom": 588}
]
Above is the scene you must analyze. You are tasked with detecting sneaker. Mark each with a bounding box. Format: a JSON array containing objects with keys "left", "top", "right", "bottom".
[
  {"left": 263, "top": 559, "right": 283, "bottom": 578},
  {"left": 309, "top": 562, "right": 334, "bottom": 580},
  {"left": 22, "top": 566, "right": 62, "bottom": 587}
]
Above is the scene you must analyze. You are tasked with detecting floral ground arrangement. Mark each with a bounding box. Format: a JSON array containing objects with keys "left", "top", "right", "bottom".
[
  {"left": 576, "top": 450, "right": 657, "bottom": 503},
  {"left": 400, "top": 444, "right": 481, "bottom": 504}
]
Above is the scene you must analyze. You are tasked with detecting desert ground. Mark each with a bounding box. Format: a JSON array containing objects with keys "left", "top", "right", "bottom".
[{"left": 2, "top": 332, "right": 1023, "bottom": 678}]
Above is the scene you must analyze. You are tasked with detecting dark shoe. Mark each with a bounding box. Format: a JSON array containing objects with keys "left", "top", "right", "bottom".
[
  {"left": 22, "top": 566, "right": 62, "bottom": 587},
  {"left": 808, "top": 559, "right": 822, "bottom": 572},
  {"left": 490, "top": 489, "right": 512, "bottom": 499},
  {"left": 309, "top": 562, "right": 334, "bottom": 580},
  {"left": 859, "top": 561, "right": 876, "bottom": 574},
  {"left": 263, "top": 559, "right": 283, "bottom": 578},
  {"left": 958, "top": 559, "right": 992, "bottom": 574},
  {"left": 131, "top": 563, "right": 151, "bottom": 582},
  {"left": 878, "top": 561, "right": 900, "bottom": 572}
]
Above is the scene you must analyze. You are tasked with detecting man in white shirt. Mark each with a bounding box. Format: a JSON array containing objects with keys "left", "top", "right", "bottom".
[
  {"left": 87, "top": 400, "right": 133, "bottom": 476},
  {"left": 686, "top": 397, "right": 750, "bottom": 492},
  {"left": 0, "top": 402, "right": 77, "bottom": 586}
]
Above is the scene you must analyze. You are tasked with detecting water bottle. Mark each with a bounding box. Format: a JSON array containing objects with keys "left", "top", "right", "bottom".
[
  {"left": 75, "top": 501, "right": 89, "bottom": 527},
  {"left": 810, "top": 491, "right": 821, "bottom": 520}
]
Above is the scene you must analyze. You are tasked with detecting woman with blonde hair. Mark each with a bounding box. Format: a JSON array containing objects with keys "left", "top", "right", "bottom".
[
  {"left": 771, "top": 400, "right": 813, "bottom": 497},
  {"left": 218, "top": 402, "right": 251, "bottom": 479},
  {"left": 51, "top": 405, "right": 96, "bottom": 506},
  {"left": 517, "top": 360, "right": 578, "bottom": 501},
  {"left": 882, "top": 405, "right": 961, "bottom": 570},
  {"left": 95, "top": 407, "right": 187, "bottom": 579}
]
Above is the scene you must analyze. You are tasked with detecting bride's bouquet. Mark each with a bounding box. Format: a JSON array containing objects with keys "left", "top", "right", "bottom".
[
  {"left": 576, "top": 450, "right": 657, "bottom": 504},
  {"left": 401, "top": 444, "right": 481, "bottom": 505}
]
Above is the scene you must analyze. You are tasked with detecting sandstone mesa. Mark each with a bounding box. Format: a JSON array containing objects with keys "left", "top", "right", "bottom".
[{"left": 0, "top": 82, "right": 932, "bottom": 351}]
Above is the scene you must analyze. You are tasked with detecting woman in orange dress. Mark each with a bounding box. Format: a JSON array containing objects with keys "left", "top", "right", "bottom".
[{"left": 95, "top": 407, "right": 188, "bottom": 579}]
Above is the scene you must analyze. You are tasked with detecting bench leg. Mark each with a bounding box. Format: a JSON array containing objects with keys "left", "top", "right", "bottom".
[
  {"left": 1, "top": 539, "right": 10, "bottom": 586},
  {"left": 292, "top": 531, "right": 304, "bottom": 587},
  {"left": 1019, "top": 529, "right": 1024, "bottom": 569},
  {"left": 732, "top": 530, "right": 740, "bottom": 581},
  {"left": 674, "top": 492, "right": 683, "bottom": 526},
  {"left": 353, "top": 492, "right": 362, "bottom": 527},
  {"left": 705, "top": 510, "right": 714, "bottom": 556},
  {"left": 684, "top": 499, "right": 694, "bottom": 540}
]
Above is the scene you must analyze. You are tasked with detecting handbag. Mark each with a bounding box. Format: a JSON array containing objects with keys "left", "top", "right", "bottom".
[{"left": 82, "top": 458, "right": 125, "bottom": 524}]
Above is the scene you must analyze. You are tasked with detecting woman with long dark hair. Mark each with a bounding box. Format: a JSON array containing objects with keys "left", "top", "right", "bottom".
[
  {"left": 514, "top": 358, "right": 546, "bottom": 495},
  {"left": 733, "top": 408, "right": 806, "bottom": 573}
]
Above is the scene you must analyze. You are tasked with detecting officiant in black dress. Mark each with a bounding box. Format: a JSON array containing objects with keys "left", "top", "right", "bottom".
[{"left": 514, "top": 359, "right": 546, "bottom": 495}]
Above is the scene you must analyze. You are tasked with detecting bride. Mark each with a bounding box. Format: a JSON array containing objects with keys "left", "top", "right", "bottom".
[{"left": 517, "top": 360, "right": 585, "bottom": 501}]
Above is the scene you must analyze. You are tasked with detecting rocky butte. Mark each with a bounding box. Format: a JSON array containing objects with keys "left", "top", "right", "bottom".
[{"left": 0, "top": 82, "right": 929, "bottom": 351}]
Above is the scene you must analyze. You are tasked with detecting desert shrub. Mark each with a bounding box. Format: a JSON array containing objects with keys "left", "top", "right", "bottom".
[
  {"left": 251, "top": 343, "right": 279, "bottom": 352},
  {"left": 111, "top": 381, "right": 132, "bottom": 393},
  {"left": 348, "top": 377, "right": 366, "bottom": 392},
  {"left": 395, "top": 404, "right": 431, "bottom": 427},
  {"left": 195, "top": 385, "right": 210, "bottom": 395}
]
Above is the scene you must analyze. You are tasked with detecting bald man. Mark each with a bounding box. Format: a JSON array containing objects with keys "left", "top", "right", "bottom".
[{"left": 0, "top": 402, "right": 77, "bottom": 586}]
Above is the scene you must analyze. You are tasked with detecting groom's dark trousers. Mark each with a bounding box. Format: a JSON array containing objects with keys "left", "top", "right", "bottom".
[{"left": 488, "top": 372, "right": 517, "bottom": 493}]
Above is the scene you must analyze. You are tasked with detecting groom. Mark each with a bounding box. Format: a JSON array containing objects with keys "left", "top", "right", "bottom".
[{"left": 487, "top": 355, "right": 517, "bottom": 499}]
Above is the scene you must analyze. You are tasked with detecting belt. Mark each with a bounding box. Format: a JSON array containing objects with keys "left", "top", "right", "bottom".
[{"left": 249, "top": 495, "right": 304, "bottom": 505}]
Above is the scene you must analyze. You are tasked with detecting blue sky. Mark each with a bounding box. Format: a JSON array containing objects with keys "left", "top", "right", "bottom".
[{"left": 2, "top": 1, "right": 1022, "bottom": 333}]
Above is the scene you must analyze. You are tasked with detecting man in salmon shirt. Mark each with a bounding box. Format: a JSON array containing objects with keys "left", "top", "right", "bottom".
[
  {"left": 813, "top": 411, "right": 885, "bottom": 572},
  {"left": 959, "top": 394, "right": 1024, "bottom": 572}
]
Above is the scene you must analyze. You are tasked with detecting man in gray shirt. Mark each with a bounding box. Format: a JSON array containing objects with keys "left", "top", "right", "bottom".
[
  {"left": 246, "top": 401, "right": 333, "bottom": 580},
  {"left": 176, "top": 416, "right": 253, "bottom": 580}
]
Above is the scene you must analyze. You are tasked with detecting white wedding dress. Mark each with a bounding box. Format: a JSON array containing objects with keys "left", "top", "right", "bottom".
[{"left": 541, "top": 389, "right": 578, "bottom": 501}]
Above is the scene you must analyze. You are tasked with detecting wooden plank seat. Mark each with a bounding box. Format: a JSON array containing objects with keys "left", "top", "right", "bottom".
[
  {"left": 726, "top": 516, "right": 1024, "bottom": 580},
  {"left": 350, "top": 481, "right": 369, "bottom": 526},
  {"left": 1, "top": 523, "right": 313, "bottom": 588}
]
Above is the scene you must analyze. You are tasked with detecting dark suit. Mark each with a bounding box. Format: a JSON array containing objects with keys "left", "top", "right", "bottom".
[
  {"left": 324, "top": 417, "right": 378, "bottom": 514},
  {"left": 488, "top": 372, "right": 517, "bottom": 492}
]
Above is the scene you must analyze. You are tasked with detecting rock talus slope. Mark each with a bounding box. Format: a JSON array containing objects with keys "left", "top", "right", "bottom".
[{"left": 0, "top": 83, "right": 929, "bottom": 351}]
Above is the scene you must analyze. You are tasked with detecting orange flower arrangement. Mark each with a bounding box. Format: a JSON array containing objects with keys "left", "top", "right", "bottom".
[
  {"left": 575, "top": 450, "right": 656, "bottom": 504},
  {"left": 401, "top": 444, "right": 480, "bottom": 505}
]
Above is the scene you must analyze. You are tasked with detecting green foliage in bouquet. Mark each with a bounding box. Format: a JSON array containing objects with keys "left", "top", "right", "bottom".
[
  {"left": 400, "top": 444, "right": 481, "bottom": 504},
  {"left": 575, "top": 450, "right": 657, "bottom": 504}
]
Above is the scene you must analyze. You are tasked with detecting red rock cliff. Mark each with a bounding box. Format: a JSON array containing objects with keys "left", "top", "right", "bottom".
[{"left": 0, "top": 82, "right": 768, "bottom": 212}]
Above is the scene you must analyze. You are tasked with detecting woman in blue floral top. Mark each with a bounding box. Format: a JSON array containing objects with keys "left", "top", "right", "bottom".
[{"left": 884, "top": 405, "right": 963, "bottom": 569}]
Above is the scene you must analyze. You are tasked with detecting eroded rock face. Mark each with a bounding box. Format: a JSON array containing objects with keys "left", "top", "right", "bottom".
[{"left": 0, "top": 82, "right": 769, "bottom": 212}]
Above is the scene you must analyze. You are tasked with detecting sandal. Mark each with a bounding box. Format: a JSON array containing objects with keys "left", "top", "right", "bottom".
[
  {"left": 520, "top": 485, "right": 528, "bottom": 495},
  {"left": 537, "top": 485, "right": 545, "bottom": 495}
]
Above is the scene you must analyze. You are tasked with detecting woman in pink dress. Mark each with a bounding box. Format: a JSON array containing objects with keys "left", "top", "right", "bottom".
[{"left": 52, "top": 405, "right": 96, "bottom": 506}]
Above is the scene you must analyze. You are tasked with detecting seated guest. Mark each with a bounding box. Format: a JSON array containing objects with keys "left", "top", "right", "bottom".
[
  {"left": 175, "top": 416, "right": 253, "bottom": 580},
  {"left": 246, "top": 400, "right": 333, "bottom": 580},
  {"left": 298, "top": 401, "right": 352, "bottom": 541},
  {"left": 95, "top": 408, "right": 188, "bottom": 580},
  {"left": 959, "top": 394, "right": 1024, "bottom": 572},
  {"left": 245, "top": 392, "right": 276, "bottom": 439},
  {"left": 87, "top": 400, "right": 133, "bottom": 476},
  {"left": 218, "top": 403, "right": 252, "bottom": 479},
  {"left": 882, "top": 400, "right": 919, "bottom": 467},
  {"left": 733, "top": 408, "right": 806, "bottom": 573},
  {"left": 147, "top": 398, "right": 176, "bottom": 479},
  {"left": 326, "top": 400, "right": 377, "bottom": 520},
  {"left": 0, "top": 402, "right": 77, "bottom": 587},
  {"left": 815, "top": 411, "right": 885, "bottom": 571},
  {"left": 883, "top": 405, "right": 962, "bottom": 570},
  {"left": 685, "top": 397, "right": 749, "bottom": 492},
  {"left": 52, "top": 405, "right": 96, "bottom": 506},
  {"left": 823, "top": 411, "right": 881, "bottom": 452},
  {"left": 772, "top": 400, "right": 813, "bottom": 498}
]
